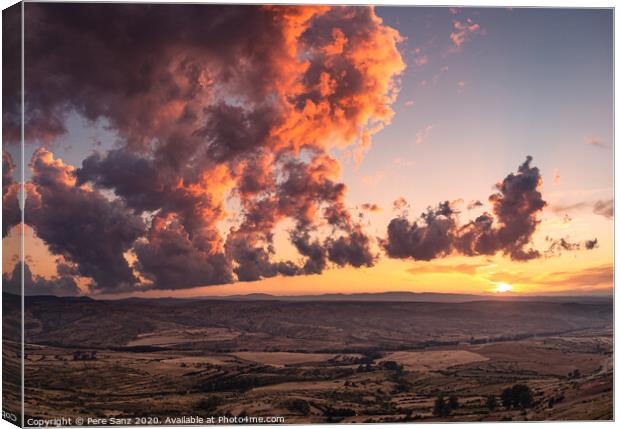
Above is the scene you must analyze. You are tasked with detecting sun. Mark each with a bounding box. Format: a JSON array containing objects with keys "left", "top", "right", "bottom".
[{"left": 494, "top": 282, "right": 513, "bottom": 293}]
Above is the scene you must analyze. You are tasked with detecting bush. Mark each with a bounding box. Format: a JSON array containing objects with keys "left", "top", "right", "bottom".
[
  {"left": 486, "top": 395, "right": 497, "bottom": 411},
  {"left": 448, "top": 395, "right": 459, "bottom": 410},
  {"left": 433, "top": 395, "right": 450, "bottom": 417},
  {"left": 501, "top": 384, "right": 533, "bottom": 409}
]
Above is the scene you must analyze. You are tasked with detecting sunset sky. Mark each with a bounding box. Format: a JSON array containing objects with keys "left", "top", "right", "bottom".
[{"left": 2, "top": 4, "right": 613, "bottom": 298}]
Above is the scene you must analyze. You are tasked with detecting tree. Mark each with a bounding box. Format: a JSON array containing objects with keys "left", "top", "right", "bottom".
[
  {"left": 448, "top": 395, "right": 459, "bottom": 410},
  {"left": 501, "top": 387, "right": 514, "bottom": 409},
  {"left": 486, "top": 395, "right": 497, "bottom": 411},
  {"left": 433, "top": 395, "right": 450, "bottom": 417},
  {"left": 512, "top": 384, "right": 533, "bottom": 409},
  {"left": 502, "top": 384, "right": 533, "bottom": 409},
  {"left": 382, "top": 360, "right": 403, "bottom": 372}
]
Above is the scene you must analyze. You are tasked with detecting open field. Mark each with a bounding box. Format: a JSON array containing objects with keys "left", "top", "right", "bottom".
[
  {"left": 5, "top": 293, "right": 612, "bottom": 422},
  {"left": 378, "top": 350, "right": 489, "bottom": 372}
]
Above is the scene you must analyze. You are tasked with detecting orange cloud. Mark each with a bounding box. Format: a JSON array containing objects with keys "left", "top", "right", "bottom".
[
  {"left": 407, "top": 262, "right": 486, "bottom": 276},
  {"left": 486, "top": 264, "right": 613, "bottom": 291},
  {"left": 450, "top": 18, "right": 481, "bottom": 48}
]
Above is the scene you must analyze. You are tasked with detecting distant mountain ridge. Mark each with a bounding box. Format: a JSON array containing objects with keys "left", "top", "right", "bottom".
[
  {"left": 186, "top": 291, "right": 612, "bottom": 303},
  {"left": 6, "top": 290, "right": 612, "bottom": 304}
]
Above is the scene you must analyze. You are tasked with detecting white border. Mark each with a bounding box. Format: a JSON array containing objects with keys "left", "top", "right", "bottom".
[{"left": 0, "top": 1, "right": 616, "bottom": 429}]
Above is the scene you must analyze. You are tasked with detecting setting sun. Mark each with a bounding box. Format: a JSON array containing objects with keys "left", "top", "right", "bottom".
[{"left": 494, "top": 282, "right": 513, "bottom": 293}]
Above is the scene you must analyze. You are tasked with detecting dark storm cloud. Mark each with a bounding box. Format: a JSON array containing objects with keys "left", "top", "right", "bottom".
[
  {"left": 11, "top": 4, "right": 407, "bottom": 291},
  {"left": 384, "top": 157, "right": 586, "bottom": 262},
  {"left": 3, "top": 262, "right": 80, "bottom": 297},
  {"left": 10, "top": 0, "right": 592, "bottom": 295},
  {"left": 2, "top": 4, "right": 23, "bottom": 144},
  {"left": 291, "top": 229, "right": 328, "bottom": 275},
  {"left": 225, "top": 230, "right": 300, "bottom": 282},
  {"left": 327, "top": 228, "right": 375, "bottom": 268},
  {"left": 2, "top": 150, "right": 21, "bottom": 237},
  {"left": 384, "top": 201, "right": 458, "bottom": 261},
  {"left": 133, "top": 215, "right": 233, "bottom": 290},
  {"left": 26, "top": 148, "right": 145, "bottom": 292},
  {"left": 14, "top": 3, "right": 291, "bottom": 147},
  {"left": 484, "top": 155, "right": 546, "bottom": 260}
]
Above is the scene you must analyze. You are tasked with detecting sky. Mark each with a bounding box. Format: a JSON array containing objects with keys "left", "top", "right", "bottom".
[{"left": 2, "top": 4, "right": 613, "bottom": 298}]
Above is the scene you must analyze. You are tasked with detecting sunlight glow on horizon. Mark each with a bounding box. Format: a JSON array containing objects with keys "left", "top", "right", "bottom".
[{"left": 493, "top": 282, "right": 513, "bottom": 293}]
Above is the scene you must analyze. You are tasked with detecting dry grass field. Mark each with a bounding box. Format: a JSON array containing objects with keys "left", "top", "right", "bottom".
[
  {"left": 5, "top": 293, "right": 612, "bottom": 423},
  {"left": 378, "top": 350, "right": 489, "bottom": 372}
]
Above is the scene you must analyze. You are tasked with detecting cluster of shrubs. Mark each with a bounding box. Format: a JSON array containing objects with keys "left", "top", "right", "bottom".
[
  {"left": 501, "top": 384, "right": 534, "bottom": 409},
  {"left": 432, "top": 394, "right": 459, "bottom": 417},
  {"left": 547, "top": 392, "right": 565, "bottom": 408},
  {"left": 72, "top": 351, "right": 97, "bottom": 361}
]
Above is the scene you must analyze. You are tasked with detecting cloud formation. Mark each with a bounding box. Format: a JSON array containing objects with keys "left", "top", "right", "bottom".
[
  {"left": 415, "top": 125, "right": 434, "bottom": 145},
  {"left": 384, "top": 157, "right": 593, "bottom": 262},
  {"left": 26, "top": 148, "right": 146, "bottom": 292},
  {"left": 3, "top": 261, "right": 81, "bottom": 296},
  {"left": 450, "top": 18, "right": 481, "bottom": 48},
  {"left": 2, "top": 150, "right": 21, "bottom": 237},
  {"left": 13, "top": 4, "right": 405, "bottom": 292},
  {"left": 552, "top": 198, "right": 613, "bottom": 220},
  {"left": 487, "top": 264, "right": 612, "bottom": 291},
  {"left": 585, "top": 137, "right": 606, "bottom": 148},
  {"left": 593, "top": 199, "right": 613, "bottom": 219}
]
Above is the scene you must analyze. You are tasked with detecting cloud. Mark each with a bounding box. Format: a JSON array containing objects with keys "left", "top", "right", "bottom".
[
  {"left": 544, "top": 236, "right": 598, "bottom": 255},
  {"left": 412, "top": 47, "right": 428, "bottom": 65},
  {"left": 2, "top": 150, "right": 21, "bottom": 237},
  {"left": 415, "top": 124, "right": 434, "bottom": 145},
  {"left": 585, "top": 238, "right": 599, "bottom": 250},
  {"left": 25, "top": 148, "right": 146, "bottom": 292},
  {"left": 487, "top": 264, "right": 612, "bottom": 290},
  {"left": 545, "top": 264, "right": 613, "bottom": 288},
  {"left": 327, "top": 227, "right": 375, "bottom": 268},
  {"left": 361, "top": 203, "right": 381, "bottom": 212},
  {"left": 432, "top": 66, "right": 449, "bottom": 84},
  {"left": 552, "top": 198, "right": 613, "bottom": 220},
  {"left": 593, "top": 199, "right": 613, "bottom": 219},
  {"left": 552, "top": 168, "right": 561, "bottom": 184},
  {"left": 383, "top": 157, "right": 587, "bottom": 262},
  {"left": 467, "top": 200, "right": 483, "bottom": 210},
  {"left": 16, "top": 4, "right": 405, "bottom": 292},
  {"left": 407, "top": 262, "right": 486, "bottom": 276},
  {"left": 392, "top": 197, "right": 409, "bottom": 211},
  {"left": 3, "top": 262, "right": 81, "bottom": 297},
  {"left": 450, "top": 18, "right": 481, "bottom": 48},
  {"left": 362, "top": 171, "right": 385, "bottom": 186},
  {"left": 383, "top": 201, "right": 458, "bottom": 260},
  {"left": 393, "top": 157, "right": 415, "bottom": 167},
  {"left": 585, "top": 137, "right": 606, "bottom": 148},
  {"left": 134, "top": 214, "right": 234, "bottom": 289}
]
